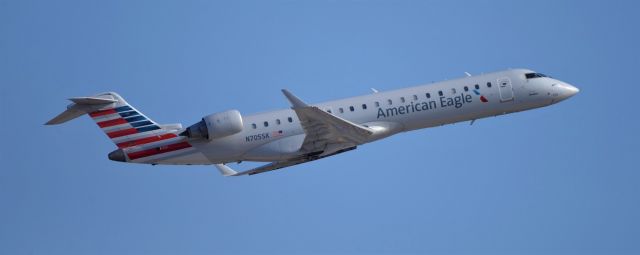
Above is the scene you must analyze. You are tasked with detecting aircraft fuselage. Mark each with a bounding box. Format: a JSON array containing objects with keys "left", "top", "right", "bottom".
[{"left": 155, "top": 68, "right": 578, "bottom": 165}]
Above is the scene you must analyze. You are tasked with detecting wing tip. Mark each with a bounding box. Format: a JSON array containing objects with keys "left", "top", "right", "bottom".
[
  {"left": 281, "top": 89, "right": 308, "bottom": 108},
  {"left": 214, "top": 164, "right": 239, "bottom": 177}
]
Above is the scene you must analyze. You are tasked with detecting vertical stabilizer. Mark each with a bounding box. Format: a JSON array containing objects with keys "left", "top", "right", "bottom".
[{"left": 46, "top": 92, "right": 182, "bottom": 149}]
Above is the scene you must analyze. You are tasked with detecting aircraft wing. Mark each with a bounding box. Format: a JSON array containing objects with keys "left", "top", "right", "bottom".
[
  {"left": 281, "top": 89, "right": 373, "bottom": 153},
  {"left": 215, "top": 147, "right": 356, "bottom": 176},
  {"left": 214, "top": 89, "right": 372, "bottom": 176},
  {"left": 215, "top": 159, "right": 309, "bottom": 176}
]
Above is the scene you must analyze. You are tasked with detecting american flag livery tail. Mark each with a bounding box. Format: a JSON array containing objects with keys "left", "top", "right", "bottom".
[
  {"left": 86, "top": 93, "right": 174, "bottom": 147},
  {"left": 46, "top": 92, "right": 193, "bottom": 162}
]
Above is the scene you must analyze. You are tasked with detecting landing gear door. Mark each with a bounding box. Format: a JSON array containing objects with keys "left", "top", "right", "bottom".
[{"left": 498, "top": 77, "right": 514, "bottom": 102}]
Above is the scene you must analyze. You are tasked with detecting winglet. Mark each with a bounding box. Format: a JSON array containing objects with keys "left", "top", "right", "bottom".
[
  {"left": 281, "top": 89, "right": 309, "bottom": 108},
  {"left": 214, "top": 164, "right": 238, "bottom": 177}
]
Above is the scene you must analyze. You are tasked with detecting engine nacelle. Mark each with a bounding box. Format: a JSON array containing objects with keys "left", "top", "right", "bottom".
[{"left": 182, "top": 110, "right": 243, "bottom": 141}]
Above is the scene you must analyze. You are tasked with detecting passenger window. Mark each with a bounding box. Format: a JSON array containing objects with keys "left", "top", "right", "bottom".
[
  {"left": 413, "top": 95, "right": 418, "bottom": 101},
  {"left": 349, "top": 106, "right": 355, "bottom": 112},
  {"left": 438, "top": 91, "right": 443, "bottom": 96},
  {"left": 426, "top": 93, "right": 431, "bottom": 98},
  {"left": 252, "top": 123, "right": 257, "bottom": 129},
  {"left": 475, "top": 84, "right": 480, "bottom": 89},
  {"left": 276, "top": 119, "right": 281, "bottom": 125},
  {"left": 288, "top": 117, "right": 293, "bottom": 123},
  {"left": 375, "top": 101, "right": 380, "bottom": 107},
  {"left": 264, "top": 121, "right": 269, "bottom": 127},
  {"left": 464, "top": 86, "right": 469, "bottom": 91},
  {"left": 487, "top": 82, "right": 492, "bottom": 88},
  {"left": 400, "top": 97, "right": 405, "bottom": 103},
  {"left": 451, "top": 88, "right": 456, "bottom": 94},
  {"left": 339, "top": 108, "right": 344, "bottom": 113},
  {"left": 362, "top": 104, "right": 367, "bottom": 110},
  {"left": 387, "top": 99, "right": 392, "bottom": 105}
]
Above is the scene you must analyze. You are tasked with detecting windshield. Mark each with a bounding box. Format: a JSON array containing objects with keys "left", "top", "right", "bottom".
[{"left": 525, "top": 73, "right": 548, "bottom": 79}]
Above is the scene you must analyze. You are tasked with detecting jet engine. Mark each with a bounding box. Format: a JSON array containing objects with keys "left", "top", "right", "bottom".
[{"left": 181, "top": 110, "right": 243, "bottom": 141}]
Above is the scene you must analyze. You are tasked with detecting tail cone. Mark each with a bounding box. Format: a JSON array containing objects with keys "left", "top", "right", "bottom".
[{"left": 108, "top": 149, "right": 126, "bottom": 162}]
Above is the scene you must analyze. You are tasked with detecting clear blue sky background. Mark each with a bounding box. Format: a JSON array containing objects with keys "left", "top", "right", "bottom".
[{"left": 1, "top": 0, "right": 639, "bottom": 254}]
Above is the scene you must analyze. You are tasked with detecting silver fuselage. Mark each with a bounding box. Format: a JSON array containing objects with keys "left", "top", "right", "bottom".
[{"left": 139, "top": 69, "right": 578, "bottom": 165}]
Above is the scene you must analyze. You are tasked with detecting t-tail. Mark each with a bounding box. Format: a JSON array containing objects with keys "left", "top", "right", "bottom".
[{"left": 46, "top": 92, "right": 190, "bottom": 162}]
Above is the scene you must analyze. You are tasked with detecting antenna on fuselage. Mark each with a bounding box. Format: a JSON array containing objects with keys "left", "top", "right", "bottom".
[
  {"left": 370, "top": 88, "right": 379, "bottom": 93},
  {"left": 464, "top": 72, "right": 472, "bottom": 77}
]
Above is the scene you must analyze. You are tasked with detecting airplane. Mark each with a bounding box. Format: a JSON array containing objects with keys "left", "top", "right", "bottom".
[{"left": 46, "top": 69, "right": 579, "bottom": 176}]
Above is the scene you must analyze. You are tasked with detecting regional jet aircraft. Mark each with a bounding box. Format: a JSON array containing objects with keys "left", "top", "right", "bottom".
[{"left": 47, "top": 69, "right": 579, "bottom": 176}]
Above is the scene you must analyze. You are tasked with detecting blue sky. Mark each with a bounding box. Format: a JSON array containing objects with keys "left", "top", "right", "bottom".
[{"left": 1, "top": 0, "right": 639, "bottom": 254}]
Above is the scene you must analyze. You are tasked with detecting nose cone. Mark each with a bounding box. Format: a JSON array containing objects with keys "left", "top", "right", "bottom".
[
  {"left": 557, "top": 83, "right": 580, "bottom": 101},
  {"left": 108, "top": 149, "right": 126, "bottom": 162}
]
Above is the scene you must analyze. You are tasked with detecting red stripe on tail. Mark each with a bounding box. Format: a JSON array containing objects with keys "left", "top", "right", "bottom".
[
  {"left": 127, "top": 142, "right": 192, "bottom": 160},
  {"left": 97, "top": 118, "right": 128, "bottom": 128},
  {"left": 89, "top": 109, "right": 116, "bottom": 117},
  {"left": 116, "top": 133, "right": 178, "bottom": 148},
  {"left": 107, "top": 128, "right": 138, "bottom": 138}
]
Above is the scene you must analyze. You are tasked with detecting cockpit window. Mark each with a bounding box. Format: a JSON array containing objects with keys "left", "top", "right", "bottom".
[{"left": 525, "top": 73, "right": 548, "bottom": 79}]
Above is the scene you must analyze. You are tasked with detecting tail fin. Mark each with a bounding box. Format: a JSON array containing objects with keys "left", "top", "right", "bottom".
[{"left": 47, "top": 92, "right": 183, "bottom": 148}]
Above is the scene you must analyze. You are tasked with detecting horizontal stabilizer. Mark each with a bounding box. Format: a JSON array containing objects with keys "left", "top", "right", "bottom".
[
  {"left": 45, "top": 108, "right": 87, "bottom": 125},
  {"left": 69, "top": 97, "right": 117, "bottom": 105},
  {"left": 46, "top": 94, "right": 117, "bottom": 125}
]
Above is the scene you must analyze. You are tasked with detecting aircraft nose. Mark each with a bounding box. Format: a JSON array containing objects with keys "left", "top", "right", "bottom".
[
  {"left": 556, "top": 83, "right": 580, "bottom": 101},
  {"left": 565, "top": 83, "right": 580, "bottom": 97}
]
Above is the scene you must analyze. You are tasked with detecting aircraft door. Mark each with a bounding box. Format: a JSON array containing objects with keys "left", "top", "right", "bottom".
[{"left": 497, "top": 77, "right": 514, "bottom": 102}]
